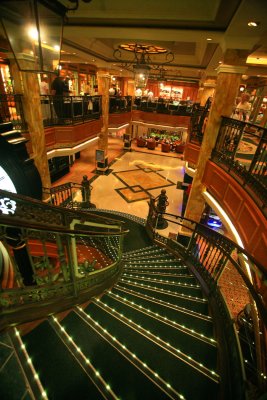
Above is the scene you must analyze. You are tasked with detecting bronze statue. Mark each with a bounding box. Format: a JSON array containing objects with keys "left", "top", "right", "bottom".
[
  {"left": 155, "top": 189, "right": 169, "bottom": 214},
  {"left": 81, "top": 175, "right": 92, "bottom": 204}
]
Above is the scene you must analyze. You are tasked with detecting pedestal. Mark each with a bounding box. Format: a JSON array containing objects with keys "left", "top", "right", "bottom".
[
  {"left": 123, "top": 140, "right": 132, "bottom": 151},
  {"left": 96, "top": 156, "right": 108, "bottom": 173},
  {"left": 156, "top": 214, "right": 168, "bottom": 229}
]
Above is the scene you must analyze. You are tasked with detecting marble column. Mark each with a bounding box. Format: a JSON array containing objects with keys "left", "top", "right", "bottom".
[
  {"left": 260, "top": 107, "right": 267, "bottom": 128},
  {"left": 183, "top": 64, "right": 246, "bottom": 223},
  {"left": 196, "top": 86, "right": 204, "bottom": 104},
  {"left": 127, "top": 79, "right": 136, "bottom": 97},
  {"left": 10, "top": 60, "right": 51, "bottom": 196},
  {"left": 200, "top": 80, "right": 216, "bottom": 106},
  {"left": 97, "top": 70, "right": 110, "bottom": 154}
]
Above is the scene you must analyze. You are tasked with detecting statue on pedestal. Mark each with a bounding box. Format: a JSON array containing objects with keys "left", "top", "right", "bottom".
[
  {"left": 155, "top": 189, "right": 169, "bottom": 229},
  {"left": 81, "top": 175, "right": 95, "bottom": 208}
]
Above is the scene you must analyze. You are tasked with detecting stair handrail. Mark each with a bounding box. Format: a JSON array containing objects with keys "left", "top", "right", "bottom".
[
  {"left": 146, "top": 199, "right": 267, "bottom": 395},
  {"left": 146, "top": 202, "right": 267, "bottom": 322},
  {"left": 0, "top": 189, "right": 129, "bottom": 330},
  {"left": 0, "top": 188, "right": 126, "bottom": 230},
  {"left": 42, "top": 182, "right": 83, "bottom": 208}
]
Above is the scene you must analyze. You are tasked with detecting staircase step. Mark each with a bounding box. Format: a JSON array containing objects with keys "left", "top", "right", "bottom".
[
  {"left": 112, "top": 285, "right": 214, "bottom": 335},
  {"left": 0, "top": 332, "right": 31, "bottom": 400},
  {"left": 61, "top": 310, "right": 177, "bottom": 399},
  {"left": 124, "top": 253, "right": 176, "bottom": 262},
  {"left": 123, "top": 245, "right": 159, "bottom": 257},
  {"left": 0, "top": 129, "right": 22, "bottom": 140},
  {"left": 123, "top": 269, "right": 197, "bottom": 283},
  {"left": 22, "top": 321, "right": 105, "bottom": 399},
  {"left": 83, "top": 301, "right": 219, "bottom": 399},
  {"left": 0, "top": 122, "right": 13, "bottom": 133},
  {"left": 117, "top": 279, "right": 209, "bottom": 315},
  {"left": 121, "top": 272, "right": 203, "bottom": 297},
  {"left": 124, "top": 259, "right": 183, "bottom": 267},
  {"left": 101, "top": 292, "right": 217, "bottom": 370}
]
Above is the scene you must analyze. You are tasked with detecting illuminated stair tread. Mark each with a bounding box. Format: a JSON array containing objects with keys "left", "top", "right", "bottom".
[
  {"left": 62, "top": 311, "right": 173, "bottom": 400},
  {"left": 83, "top": 302, "right": 219, "bottom": 399},
  {"left": 23, "top": 321, "right": 104, "bottom": 400},
  {"left": 101, "top": 293, "right": 217, "bottom": 370}
]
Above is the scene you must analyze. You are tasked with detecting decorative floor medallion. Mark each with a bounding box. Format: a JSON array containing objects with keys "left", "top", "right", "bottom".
[{"left": 113, "top": 164, "right": 175, "bottom": 203}]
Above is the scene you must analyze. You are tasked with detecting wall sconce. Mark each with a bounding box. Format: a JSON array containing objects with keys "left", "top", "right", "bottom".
[{"left": 0, "top": 0, "right": 66, "bottom": 73}]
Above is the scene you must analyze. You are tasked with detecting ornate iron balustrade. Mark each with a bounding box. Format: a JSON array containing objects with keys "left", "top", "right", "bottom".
[
  {"left": 188, "top": 106, "right": 208, "bottom": 145},
  {"left": 109, "top": 95, "right": 132, "bottom": 113},
  {"left": 133, "top": 96, "right": 194, "bottom": 115},
  {"left": 146, "top": 199, "right": 267, "bottom": 396},
  {"left": 0, "top": 94, "right": 27, "bottom": 131},
  {"left": 43, "top": 182, "right": 84, "bottom": 208},
  {"left": 40, "top": 95, "right": 102, "bottom": 126},
  {"left": 0, "top": 189, "right": 128, "bottom": 329},
  {"left": 212, "top": 117, "right": 267, "bottom": 213}
]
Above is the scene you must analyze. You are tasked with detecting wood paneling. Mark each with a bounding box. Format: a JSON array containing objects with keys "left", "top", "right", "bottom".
[
  {"left": 184, "top": 143, "right": 200, "bottom": 165},
  {"left": 43, "top": 119, "right": 102, "bottom": 150},
  {"left": 132, "top": 110, "right": 190, "bottom": 128},
  {"left": 202, "top": 161, "right": 267, "bottom": 268},
  {"left": 109, "top": 112, "right": 132, "bottom": 126},
  {"left": 223, "top": 184, "right": 243, "bottom": 218}
]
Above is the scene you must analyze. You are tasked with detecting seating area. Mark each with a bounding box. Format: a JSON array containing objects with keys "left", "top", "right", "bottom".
[{"left": 136, "top": 133, "right": 186, "bottom": 153}]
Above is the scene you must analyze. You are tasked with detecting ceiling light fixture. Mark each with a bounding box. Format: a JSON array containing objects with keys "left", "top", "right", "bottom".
[
  {"left": 113, "top": 43, "right": 174, "bottom": 88},
  {"left": 248, "top": 21, "right": 259, "bottom": 27},
  {"left": 0, "top": 0, "right": 66, "bottom": 73}
]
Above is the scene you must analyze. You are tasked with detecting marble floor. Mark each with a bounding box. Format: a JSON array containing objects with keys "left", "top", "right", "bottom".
[{"left": 54, "top": 136, "right": 186, "bottom": 237}]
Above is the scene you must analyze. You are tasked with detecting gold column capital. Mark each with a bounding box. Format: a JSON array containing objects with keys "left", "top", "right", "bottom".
[{"left": 216, "top": 64, "right": 248, "bottom": 75}]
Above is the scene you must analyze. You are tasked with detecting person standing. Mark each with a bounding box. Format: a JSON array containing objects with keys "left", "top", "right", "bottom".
[
  {"left": 51, "top": 74, "right": 66, "bottom": 120},
  {"left": 40, "top": 75, "right": 49, "bottom": 95},
  {"left": 235, "top": 92, "right": 251, "bottom": 121}
]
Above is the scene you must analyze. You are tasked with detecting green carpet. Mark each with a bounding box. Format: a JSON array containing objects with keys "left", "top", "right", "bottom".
[{"left": 90, "top": 210, "right": 153, "bottom": 252}]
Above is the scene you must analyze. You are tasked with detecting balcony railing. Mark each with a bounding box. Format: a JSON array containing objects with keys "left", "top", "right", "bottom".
[
  {"left": 109, "top": 95, "right": 132, "bottom": 113},
  {"left": 0, "top": 94, "right": 27, "bottom": 131},
  {"left": 188, "top": 106, "right": 209, "bottom": 145},
  {"left": 212, "top": 117, "right": 267, "bottom": 213},
  {"left": 40, "top": 95, "right": 102, "bottom": 126},
  {"left": 133, "top": 96, "right": 194, "bottom": 115}
]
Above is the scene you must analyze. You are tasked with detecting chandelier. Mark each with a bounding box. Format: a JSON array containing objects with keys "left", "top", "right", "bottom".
[{"left": 113, "top": 43, "right": 174, "bottom": 88}]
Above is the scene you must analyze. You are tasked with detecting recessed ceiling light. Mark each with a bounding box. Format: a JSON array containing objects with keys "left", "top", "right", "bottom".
[
  {"left": 207, "top": 38, "right": 212, "bottom": 41},
  {"left": 248, "top": 21, "right": 259, "bottom": 27},
  {"left": 219, "top": 61, "right": 222, "bottom": 64}
]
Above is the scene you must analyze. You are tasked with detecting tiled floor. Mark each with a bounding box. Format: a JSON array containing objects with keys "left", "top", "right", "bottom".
[{"left": 53, "top": 136, "right": 186, "bottom": 237}]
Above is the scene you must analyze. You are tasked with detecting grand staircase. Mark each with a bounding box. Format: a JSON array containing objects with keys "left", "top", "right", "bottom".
[
  {"left": 2, "top": 243, "right": 220, "bottom": 400},
  {"left": 0, "top": 191, "right": 266, "bottom": 399}
]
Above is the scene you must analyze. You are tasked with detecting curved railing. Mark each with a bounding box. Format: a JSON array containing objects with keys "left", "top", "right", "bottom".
[
  {"left": 146, "top": 199, "right": 267, "bottom": 397},
  {"left": 212, "top": 117, "right": 267, "bottom": 214},
  {"left": 43, "top": 182, "right": 84, "bottom": 207},
  {"left": 0, "top": 189, "right": 128, "bottom": 330}
]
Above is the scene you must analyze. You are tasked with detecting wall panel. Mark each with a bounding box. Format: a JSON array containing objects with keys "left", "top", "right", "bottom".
[
  {"left": 184, "top": 143, "right": 200, "bottom": 165},
  {"left": 202, "top": 161, "right": 267, "bottom": 268}
]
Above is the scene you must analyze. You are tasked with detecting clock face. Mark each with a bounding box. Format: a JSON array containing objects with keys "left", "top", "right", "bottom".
[
  {"left": 0, "top": 166, "right": 17, "bottom": 193},
  {"left": 0, "top": 166, "right": 17, "bottom": 215}
]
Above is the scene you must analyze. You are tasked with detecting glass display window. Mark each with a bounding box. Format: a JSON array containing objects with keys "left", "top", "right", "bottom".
[{"left": 0, "top": 64, "right": 13, "bottom": 94}]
